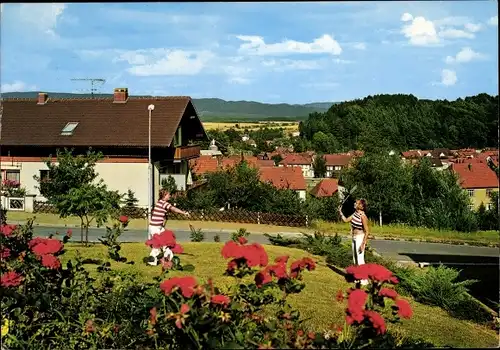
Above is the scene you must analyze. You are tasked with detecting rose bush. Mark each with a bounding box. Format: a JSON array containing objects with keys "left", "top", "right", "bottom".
[{"left": 1, "top": 219, "right": 430, "bottom": 349}]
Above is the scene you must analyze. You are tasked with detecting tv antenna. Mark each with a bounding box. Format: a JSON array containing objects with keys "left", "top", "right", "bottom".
[{"left": 70, "top": 78, "right": 106, "bottom": 98}]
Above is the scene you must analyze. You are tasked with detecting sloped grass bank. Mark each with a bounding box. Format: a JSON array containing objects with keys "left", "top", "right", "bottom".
[{"left": 62, "top": 242, "right": 498, "bottom": 348}]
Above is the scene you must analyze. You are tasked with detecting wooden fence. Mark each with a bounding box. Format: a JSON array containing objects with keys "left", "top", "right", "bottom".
[{"left": 33, "top": 201, "right": 308, "bottom": 227}]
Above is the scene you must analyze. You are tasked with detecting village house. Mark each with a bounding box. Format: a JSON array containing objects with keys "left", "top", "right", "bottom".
[
  {"left": 323, "top": 154, "right": 352, "bottom": 178},
  {"left": 278, "top": 153, "right": 314, "bottom": 178},
  {"left": 310, "top": 178, "right": 339, "bottom": 198},
  {"left": 0, "top": 89, "right": 207, "bottom": 209},
  {"left": 451, "top": 161, "right": 499, "bottom": 210},
  {"left": 259, "top": 166, "right": 307, "bottom": 200}
]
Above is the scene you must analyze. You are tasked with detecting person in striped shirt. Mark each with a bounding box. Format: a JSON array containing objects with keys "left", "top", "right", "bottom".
[
  {"left": 148, "top": 189, "right": 190, "bottom": 266},
  {"left": 339, "top": 199, "right": 370, "bottom": 285}
]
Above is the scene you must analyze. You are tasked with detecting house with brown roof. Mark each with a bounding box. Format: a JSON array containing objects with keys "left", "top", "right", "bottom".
[
  {"left": 189, "top": 155, "right": 275, "bottom": 176},
  {"left": 310, "top": 178, "right": 339, "bottom": 198},
  {"left": 451, "top": 161, "right": 499, "bottom": 210},
  {"left": 259, "top": 166, "right": 307, "bottom": 200},
  {"left": 0, "top": 89, "right": 207, "bottom": 208},
  {"left": 323, "top": 154, "right": 352, "bottom": 178},
  {"left": 278, "top": 153, "right": 314, "bottom": 178}
]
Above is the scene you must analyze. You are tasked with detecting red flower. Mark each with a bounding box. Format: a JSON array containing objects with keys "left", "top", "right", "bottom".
[
  {"left": 174, "top": 304, "right": 190, "bottom": 329},
  {"left": 255, "top": 269, "right": 273, "bottom": 287},
  {"left": 275, "top": 255, "right": 289, "bottom": 264},
  {"left": 149, "top": 307, "right": 157, "bottom": 325},
  {"left": 119, "top": 215, "right": 129, "bottom": 224},
  {"left": 211, "top": 294, "right": 230, "bottom": 306},
  {"left": 160, "top": 276, "right": 197, "bottom": 298},
  {"left": 171, "top": 244, "right": 184, "bottom": 254},
  {"left": 308, "top": 331, "right": 316, "bottom": 340},
  {"left": 29, "top": 238, "right": 64, "bottom": 256},
  {"left": 85, "top": 320, "right": 95, "bottom": 333},
  {"left": 345, "top": 264, "right": 395, "bottom": 284},
  {"left": 160, "top": 258, "right": 173, "bottom": 271},
  {"left": 379, "top": 287, "right": 398, "bottom": 300},
  {"left": 221, "top": 241, "right": 268, "bottom": 269},
  {"left": 0, "top": 247, "right": 11, "bottom": 259},
  {"left": 146, "top": 230, "right": 177, "bottom": 249},
  {"left": 180, "top": 303, "right": 190, "bottom": 314},
  {"left": 238, "top": 236, "right": 248, "bottom": 245},
  {"left": 268, "top": 262, "right": 288, "bottom": 279},
  {"left": 395, "top": 299, "right": 413, "bottom": 319},
  {"left": 364, "top": 310, "right": 386, "bottom": 334},
  {"left": 1, "top": 271, "right": 23, "bottom": 287},
  {"left": 336, "top": 289, "right": 344, "bottom": 302},
  {"left": 40, "top": 254, "right": 61, "bottom": 269},
  {"left": 346, "top": 289, "right": 367, "bottom": 324},
  {"left": 296, "top": 330, "right": 304, "bottom": 337},
  {"left": 0, "top": 224, "right": 17, "bottom": 236},
  {"left": 227, "top": 260, "right": 238, "bottom": 272},
  {"left": 290, "top": 257, "right": 316, "bottom": 278}
]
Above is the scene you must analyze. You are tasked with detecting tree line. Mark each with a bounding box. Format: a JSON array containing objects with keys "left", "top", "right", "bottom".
[{"left": 298, "top": 93, "right": 499, "bottom": 153}]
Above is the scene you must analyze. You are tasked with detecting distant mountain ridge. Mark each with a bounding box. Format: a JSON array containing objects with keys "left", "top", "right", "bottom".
[{"left": 1, "top": 91, "right": 336, "bottom": 120}]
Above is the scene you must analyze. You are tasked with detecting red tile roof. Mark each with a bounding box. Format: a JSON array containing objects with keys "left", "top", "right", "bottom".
[
  {"left": 190, "top": 155, "right": 275, "bottom": 175},
  {"left": 401, "top": 150, "right": 423, "bottom": 159},
  {"left": 1, "top": 95, "right": 204, "bottom": 147},
  {"left": 324, "top": 154, "right": 352, "bottom": 166},
  {"left": 450, "top": 158, "right": 486, "bottom": 164},
  {"left": 479, "top": 150, "right": 499, "bottom": 159},
  {"left": 451, "top": 162, "right": 499, "bottom": 189},
  {"left": 310, "top": 179, "right": 339, "bottom": 197},
  {"left": 190, "top": 155, "right": 219, "bottom": 174},
  {"left": 279, "top": 153, "right": 312, "bottom": 166},
  {"left": 259, "top": 167, "right": 306, "bottom": 190}
]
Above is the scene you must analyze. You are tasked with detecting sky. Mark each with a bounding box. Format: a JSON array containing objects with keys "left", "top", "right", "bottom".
[{"left": 0, "top": 2, "right": 498, "bottom": 104}]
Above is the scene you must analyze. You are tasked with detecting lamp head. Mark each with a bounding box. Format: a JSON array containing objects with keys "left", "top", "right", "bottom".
[{"left": 148, "top": 104, "right": 155, "bottom": 111}]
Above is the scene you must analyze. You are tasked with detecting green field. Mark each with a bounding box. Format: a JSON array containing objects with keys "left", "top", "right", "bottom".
[{"left": 61, "top": 242, "right": 499, "bottom": 348}]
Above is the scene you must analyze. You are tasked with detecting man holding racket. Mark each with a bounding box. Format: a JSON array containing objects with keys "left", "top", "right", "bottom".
[{"left": 148, "top": 189, "right": 190, "bottom": 266}]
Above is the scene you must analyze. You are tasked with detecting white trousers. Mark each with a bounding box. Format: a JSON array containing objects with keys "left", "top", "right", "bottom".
[
  {"left": 352, "top": 233, "right": 369, "bottom": 285},
  {"left": 148, "top": 225, "right": 173, "bottom": 266}
]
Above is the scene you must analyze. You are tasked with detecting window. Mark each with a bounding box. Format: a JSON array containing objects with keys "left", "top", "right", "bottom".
[
  {"left": 486, "top": 188, "right": 493, "bottom": 197},
  {"left": 5, "top": 170, "right": 20, "bottom": 183},
  {"left": 173, "top": 126, "right": 182, "bottom": 147},
  {"left": 486, "top": 203, "right": 492, "bottom": 211},
  {"left": 334, "top": 166, "right": 342, "bottom": 171},
  {"left": 40, "top": 170, "right": 50, "bottom": 181},
  {"left": 467, "top": 189, "right": 474, "bottom": 197},
  {"left": 468, "top": 204, "right": 474, "bottom": 211},
  {"left": 61, "top": 122, "right": 79, "bottom": 136}
]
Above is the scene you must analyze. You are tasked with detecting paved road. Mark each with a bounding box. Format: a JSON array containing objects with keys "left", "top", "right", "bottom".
[{"left": 32, "top": 225, "right": 499, "bottom": 263}]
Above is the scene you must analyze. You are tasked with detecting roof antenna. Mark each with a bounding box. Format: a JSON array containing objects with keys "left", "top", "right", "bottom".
[{"left": 70, "top": 78, "right": 106, "bottom": 98}]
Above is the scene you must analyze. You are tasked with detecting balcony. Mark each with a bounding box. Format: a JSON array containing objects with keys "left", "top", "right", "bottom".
[{"left": 174, "top": 145, "right": 201, "bottom": 160}]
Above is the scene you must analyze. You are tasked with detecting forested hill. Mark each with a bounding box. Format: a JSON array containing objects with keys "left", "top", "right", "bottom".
[
  {"left": 0, "top": 92, "right": 333, "bottom": 120},
  {"left": 299, "top": 93, "right": 499, "bottom": 152}
]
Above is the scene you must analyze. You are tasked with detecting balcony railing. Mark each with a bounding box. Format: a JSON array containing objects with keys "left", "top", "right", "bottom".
[{"left": 174, "top": 145, "right": 201, "bottom": 160}]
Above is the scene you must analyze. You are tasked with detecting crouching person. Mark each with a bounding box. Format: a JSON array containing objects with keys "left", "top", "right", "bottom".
[{"left": 148, "top": 189, "right": 190, "bottom": 266}]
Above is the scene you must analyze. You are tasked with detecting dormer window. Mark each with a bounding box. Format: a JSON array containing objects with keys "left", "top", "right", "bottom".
[{"left": 61, "top": 122, "right": 79, "bottom": 136}]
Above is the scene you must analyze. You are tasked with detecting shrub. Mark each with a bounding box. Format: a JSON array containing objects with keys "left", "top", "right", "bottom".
[
  {"left": 1, "top": 220, "right": 432, "bottom": 349},
  {"left": 213, "top": 233, "right": 221, "bottom": 242},
  {"left": 230, "top": 227, "right": 250, "bottom": 242},
  {"left": 189, "top": 225, "right": 205, "bottom": 242}
]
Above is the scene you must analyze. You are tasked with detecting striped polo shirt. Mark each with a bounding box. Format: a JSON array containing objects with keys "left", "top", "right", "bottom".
[
  {"left": 150, "top": 199, "right": 172, "bottom": 226},
  {"left": 351, "top": 212, "right": 364, "bottom": 231}
]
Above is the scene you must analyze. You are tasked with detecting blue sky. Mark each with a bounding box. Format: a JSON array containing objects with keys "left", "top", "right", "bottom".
[{"left": 0, "top": 2, "right": 498, "bottom": 104}]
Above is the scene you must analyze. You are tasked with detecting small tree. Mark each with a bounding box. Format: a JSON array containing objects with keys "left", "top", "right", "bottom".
[
  {"left": 34, "top": 148, "right": 121, "bottom": 244},
  {"left": 272, "top": 154, "right": 283, "bottom": 166},
  {"left": 313, "top": 154, "right": 327, "bottom": 178},
  {"left": 123, "top": 189, "right": 139, "bottom": 208},
  {"left": 161, "top": 175, "right": 178, "bottom": 195}
]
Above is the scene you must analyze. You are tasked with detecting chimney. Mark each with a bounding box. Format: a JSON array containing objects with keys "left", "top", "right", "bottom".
[
  {"left": 468, "top": 163, "right": 472, "bottom": 171},
  {"left": 37, "top": 92, "right": 48, "bottom": 105},
  {"left": 113, "top": 88, "right": 128, "bottom": 103}
]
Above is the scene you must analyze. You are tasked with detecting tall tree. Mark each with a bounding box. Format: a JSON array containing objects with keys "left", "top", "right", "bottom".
[{"left": 312, "top": 154, "right": 327, "bottom": 178}]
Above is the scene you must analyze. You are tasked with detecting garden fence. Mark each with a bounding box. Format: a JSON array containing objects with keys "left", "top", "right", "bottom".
[{"left": 33, "top": 201, "right": 308, "bottom": 228}]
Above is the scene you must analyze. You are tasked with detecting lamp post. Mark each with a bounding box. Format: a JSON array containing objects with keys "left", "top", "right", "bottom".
[{"left": 147, "top": 104, "right": 155, "bottom": 227}]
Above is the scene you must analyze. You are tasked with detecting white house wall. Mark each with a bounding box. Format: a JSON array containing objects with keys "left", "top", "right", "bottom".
[{"left": 1, "top": 160, "right": 151, "bottom": 208}]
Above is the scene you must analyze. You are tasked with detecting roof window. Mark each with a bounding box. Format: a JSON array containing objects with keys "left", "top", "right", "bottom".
[{"left": 61, "top": 122, "right": 79, "bottom": 136}]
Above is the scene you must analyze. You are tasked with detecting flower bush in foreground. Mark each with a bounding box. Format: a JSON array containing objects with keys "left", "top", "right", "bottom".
[{"left": 1, "top": 219, "right": 426, "bottom": 349}]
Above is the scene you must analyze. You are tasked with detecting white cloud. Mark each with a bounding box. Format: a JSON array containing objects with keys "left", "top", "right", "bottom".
[
  {"left": 352, "top": 42, "right": 367, "bottom": 50},
  {"left": 445, "top": 47, "right": 486, "bottom": 64},
  {"left": 441, "top": 69, "right": 457, "bottom": 86},
  {"left": 1, "top": 81, "right": 38, "bottom": 93},
  {"left": 438, "top": 28, "right": 474, "bottom": 39},
  {"left": 488, "top": 15, "right": 498, "bottom": 26},
  {"left": 262, "top": 59, "right": 321, "bottom": 71},
  {"left": 115, "top": 49, "right": 215, "bottom": 76},
  {"left": 18, "top": 3, "right": 66, "bottom": 37},
  {"left": 401, "top": 13, "right": 413, "bottom": 22},
  {"left": 464, "top": 22, "right": 482, "bottom": 33},
  {"left": 401, "top": 16, "right": 440, "bottom": 46},
  {"left": 236, "top": 34, "right": 342, "bottom": 56}
]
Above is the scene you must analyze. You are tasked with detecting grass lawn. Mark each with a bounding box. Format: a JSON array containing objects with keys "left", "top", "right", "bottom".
[
  {"left": 9, "top": 212, "right": 499, "bottom": 246},
  {"left": 62, "top": 242, "right": 498, "bottom": 348}
]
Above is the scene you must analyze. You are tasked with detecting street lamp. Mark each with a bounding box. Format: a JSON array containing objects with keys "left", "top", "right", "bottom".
[{"left": 148, "top": 104, "right": 155, "bottom": 226}]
